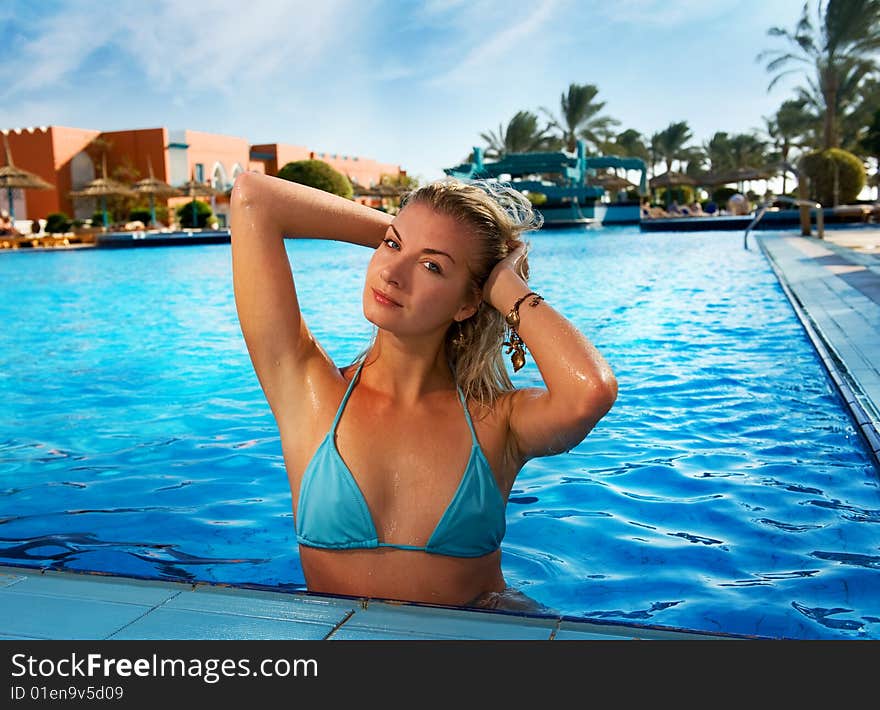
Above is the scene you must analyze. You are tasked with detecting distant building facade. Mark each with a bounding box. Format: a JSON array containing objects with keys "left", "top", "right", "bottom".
[{"left": 0, "top": 125, "right": 406, "bottom": 227}]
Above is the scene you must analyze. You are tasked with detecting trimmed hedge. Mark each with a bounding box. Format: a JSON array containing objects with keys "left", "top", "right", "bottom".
[
  {"left": 176, "top": 200, "right": 214, "bottom": 228},
  {"left": 277, "top": 159, "right": 353, "bottom": 199},
  {"left": 799, "top": 148, "right": 866, "bottom": 206},
  {"left": 45, "top": 212, "right": 72, "bottom": 234}
]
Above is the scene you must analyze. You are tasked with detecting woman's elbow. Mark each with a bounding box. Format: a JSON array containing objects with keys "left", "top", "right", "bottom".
[
  {"left": 230, "top": 171, "right": 261, "bottom": 210},
  {"left": 575, "top": 372, "right": 618, "bottom": 423}
]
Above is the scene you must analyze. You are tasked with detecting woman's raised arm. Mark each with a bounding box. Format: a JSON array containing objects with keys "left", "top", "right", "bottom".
[
  {"left": 230, "top": 171, "right": 392, "bottom": 421},
  {"left": 482, "top": 245, "right": 618, "bottom": 464}
]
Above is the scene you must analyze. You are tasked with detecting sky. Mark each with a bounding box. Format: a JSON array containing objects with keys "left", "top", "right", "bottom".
[{"left": 0, "top": 0, "right": 813, "bottom": 183}]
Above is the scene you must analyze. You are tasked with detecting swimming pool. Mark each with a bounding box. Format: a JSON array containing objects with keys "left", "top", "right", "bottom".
[{"left": 1, "top": 225, "right": 878, "bottom": 640}]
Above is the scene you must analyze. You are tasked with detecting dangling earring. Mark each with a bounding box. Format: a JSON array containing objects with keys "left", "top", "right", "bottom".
[{"left": 452, "top": 321, "right": 466, "bottom": 348}]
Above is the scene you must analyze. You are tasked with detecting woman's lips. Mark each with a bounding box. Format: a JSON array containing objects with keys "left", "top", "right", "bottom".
[{"left": 372, "top": 288, "right": 402, "bottom": 307}]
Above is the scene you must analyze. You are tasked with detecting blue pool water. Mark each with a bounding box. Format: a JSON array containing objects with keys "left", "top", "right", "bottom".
[{"left": 1, "top": 226, "right": 878, "bottom": 640}]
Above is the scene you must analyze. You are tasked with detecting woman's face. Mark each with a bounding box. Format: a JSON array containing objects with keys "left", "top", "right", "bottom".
[{"left": 363, "top": 202, "right": 480, "bottom": 337}]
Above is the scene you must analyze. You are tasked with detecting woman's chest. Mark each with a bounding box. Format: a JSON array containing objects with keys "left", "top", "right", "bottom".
[{"left": 282, "top": 391, "right": 516, "bottom": 517}]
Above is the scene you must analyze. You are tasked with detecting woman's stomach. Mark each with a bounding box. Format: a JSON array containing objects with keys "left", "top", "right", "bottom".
[{"left": 299, "top": 546, "right": 505, "bottom": 606}]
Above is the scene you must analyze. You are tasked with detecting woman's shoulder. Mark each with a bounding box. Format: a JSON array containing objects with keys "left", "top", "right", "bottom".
[{"left": 466, "top": 385, "right": 538, "bottom": 427}]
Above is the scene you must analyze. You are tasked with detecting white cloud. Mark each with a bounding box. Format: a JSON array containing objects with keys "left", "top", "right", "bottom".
[
  {"left": 2, "top": 0, "right": 365, "bottom": 100},
  {"left": 426, "top": 0, "right": 561, "bottom": 86},
  {"left": 2, "top": 8, "right": 118, "bottom": 98}
]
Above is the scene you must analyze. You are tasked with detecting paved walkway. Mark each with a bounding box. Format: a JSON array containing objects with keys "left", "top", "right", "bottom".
[{"left": 756, "top": 228, "right": 880, "bottom": 465}]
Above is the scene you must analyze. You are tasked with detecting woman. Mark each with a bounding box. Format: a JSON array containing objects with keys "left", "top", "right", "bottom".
[{"left": 230, "top": 172, "right": 617, "bottom": 610}]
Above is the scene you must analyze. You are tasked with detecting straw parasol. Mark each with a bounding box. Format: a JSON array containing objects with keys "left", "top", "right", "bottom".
[
  {"left": 703, "top": 166, "right": 775, "bottom": 186},
  {"left": 648, "top": 171, "right": 697, "bottom": 189},
  {"left": 131, "top": 155, "right": 182, "bottom": 227},
  {"left": 588, "top": 171, "right": 638, "bottom": 192},
  {"left": 0, "top": 132, "right": 55, "bottom": 222},
  {"left": 69, "top": 153, "right": 136, "bottom": 228},
  {"left": 649, "top": 171, "right": 698, "bottom": 207},
  {"left": 177, "top": 169, "right": 225, "bottom": 227}
]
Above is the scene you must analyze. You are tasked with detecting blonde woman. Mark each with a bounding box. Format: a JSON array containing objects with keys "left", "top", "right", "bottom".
[{"left": 230, "top": 173, "right": 617, "bottom": 610}]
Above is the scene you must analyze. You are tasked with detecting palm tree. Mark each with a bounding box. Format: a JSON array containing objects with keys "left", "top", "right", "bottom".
[
  {"left": 540, "top": 83, "right": 620, "bottom": 153},
  {"left": 729, "top": 133, "right": 768, "bottom": 170},
  {"left": 843, "top": 76, "right": 880, "bottom": 152},
  {"left": 480, "top": 110, "right": 557, "bottom": 158},
  {"left": 763, "top": 99, "right": 813, "bottom": 192},
  {"left": 859, "top": 106, "right": 880, "bottom": 185},
  {"left": 612, "top": 128, "right": 650, "bottom": 161},
  {"left": 703, "top": 132, "right": 734, "bottom": 174},
  {"left": 758, "top": 0, "right": 880, "bottom": 149},
  {"left": 654, "top": 121, "right": 694, "bottom": 173},
  {"left": 648, "top": 131, "right": 664, "bottom": 177}
]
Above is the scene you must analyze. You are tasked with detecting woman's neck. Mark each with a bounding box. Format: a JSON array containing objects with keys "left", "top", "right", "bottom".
[{"left": 361, "top": 330, "right": 455, "bottom": 405}]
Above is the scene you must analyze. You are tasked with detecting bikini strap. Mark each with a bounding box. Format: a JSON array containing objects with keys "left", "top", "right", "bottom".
[
  {"left": 331, "top": 359, "right": 366, "bottom": 433},
  {"left": 456, "top": 384, "right": 479, "bottom": 446}
]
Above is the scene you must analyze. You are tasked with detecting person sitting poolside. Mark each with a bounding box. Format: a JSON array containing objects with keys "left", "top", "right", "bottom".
[
  {"left": 642, "top": 201, "right": 670, "bottom": 219},
  {"left": 0, "top": 209, "right": 18, "bottom": 236},
  {"left": 689, "top": 201, "right": 705, "bottom": 216},
  {"left": 727, "top": 193, "right": 750, "bottom": 215},
  {"left": 230, "top": 174, "right": 618, "bottom": 611}
]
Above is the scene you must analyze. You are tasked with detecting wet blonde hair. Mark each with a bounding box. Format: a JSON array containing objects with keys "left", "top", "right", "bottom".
[{"left": 356, "top": 177, "right": 543, "bottom": 409}]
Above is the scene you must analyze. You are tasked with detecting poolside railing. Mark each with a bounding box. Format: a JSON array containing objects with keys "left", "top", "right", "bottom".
[{"left": 744, "top": 197, "right": 824, "bottom": 249}]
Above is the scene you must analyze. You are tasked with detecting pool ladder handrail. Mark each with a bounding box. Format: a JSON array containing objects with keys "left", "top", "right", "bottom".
[{"left": 744, "top": 196, "right": 823, "bottom": 249}]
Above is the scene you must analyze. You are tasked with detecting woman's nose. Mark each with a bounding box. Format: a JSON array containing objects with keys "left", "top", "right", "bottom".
[{"left": 380, "top": 264, "right": 402, "bottom": 287}]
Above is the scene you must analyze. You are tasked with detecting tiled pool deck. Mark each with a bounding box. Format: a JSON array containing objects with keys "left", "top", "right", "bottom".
[
  {"left": 0, "top": 565, "right": 743, "bottom": 640},
  {"left": 756, "top": 229, "right": 880, "bottom": 465},
  {"left": 3, "top": 225, "right": 879, "bottom": 641}
]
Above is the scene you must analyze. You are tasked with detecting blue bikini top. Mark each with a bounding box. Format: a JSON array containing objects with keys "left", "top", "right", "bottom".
[{"left": 295, "top": 359, "right": 506, "bottom": 558}]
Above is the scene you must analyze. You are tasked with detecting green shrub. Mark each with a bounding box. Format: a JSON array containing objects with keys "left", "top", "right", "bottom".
[
  {"left": 128, "top": 208, "right": 152, "bottom": 224},
  {"left": 91, "top": 210, "right": 108, "bottom": 227},
  {"left": 526, "top": 192, "right": 547, "bottom": 206},
  {"left": 798, "top": 148, "right": 866, "bottom": 206},
  {"left": 127, "top": 206, "right": 169, "bottom": 225},
  {"left": 277, "top": 159, "right": 353, "bottom": 199},
  {"left": 176, "top": 200, "right": 214, "bottom": 228},
  {"left": 45, "top": 212, "right": 72, "bottom": 234}
]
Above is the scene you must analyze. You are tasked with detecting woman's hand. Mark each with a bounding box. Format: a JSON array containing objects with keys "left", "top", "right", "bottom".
[{"left": 482, "top": 242, "right": 529, "bottom": 312}]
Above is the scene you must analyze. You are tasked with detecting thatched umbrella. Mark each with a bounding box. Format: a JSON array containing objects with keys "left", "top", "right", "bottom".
[
  {"left": 69, "top": 153, "right": 136, "bottom": 228},
  {"left": 649, "top": 171, "right": 697, "bottom": 189},
  {"left": 588, "top": 172, "right": 638, "bottom": 192},
  {"left": 0, "top": 132, "right": 55, "bottom": 222},
  {"left": 132, "top": 155, "right": 182, "bottom": 227},
  {"left": 177, "top": 170, "right": 225, "bottom": 227},
  {"left": 649, "top": 171, "right": 697, "bottom": 207},
  {"left": 704, "top": 166, "right": 775, "bottom": 187}
]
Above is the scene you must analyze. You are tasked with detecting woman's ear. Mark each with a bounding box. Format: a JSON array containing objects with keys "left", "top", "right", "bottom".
[{"left": 455, "top": 289, "right": 481, "bottom": 322}]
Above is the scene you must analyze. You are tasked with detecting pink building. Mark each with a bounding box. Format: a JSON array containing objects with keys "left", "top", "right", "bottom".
[{"left": 1, "top": 125, "right": 407, "bottom": 228}]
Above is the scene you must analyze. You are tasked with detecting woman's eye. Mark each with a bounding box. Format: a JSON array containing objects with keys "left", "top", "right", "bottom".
[
  {"left": 383, "top": 238, "right": 399, "bottom": 250},
  {"left": 423, "top": 261, "right": 442, "bottom": 274}
]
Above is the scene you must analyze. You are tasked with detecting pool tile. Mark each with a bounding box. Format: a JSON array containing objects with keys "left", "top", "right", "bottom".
[
  {"left": 108, "top": 607, "right": 336, "bottom": 640},
  {"left": 0, "top": 592, "right": 153, "bottom": 640},
  {"left": 0, "top": 569, "right": 26, "bottom": 587},
  {"left": 330, "top": 601, "right": 557, "bottom": 640},
  {"left": 0, "top": 633, "right": 41, "bottom": 640},
  {"left": 166, "top": 584, "right": 356, "bottom": 624},
  {"left": 0, "top": 568, "right": 186, "bottom": 606}
]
